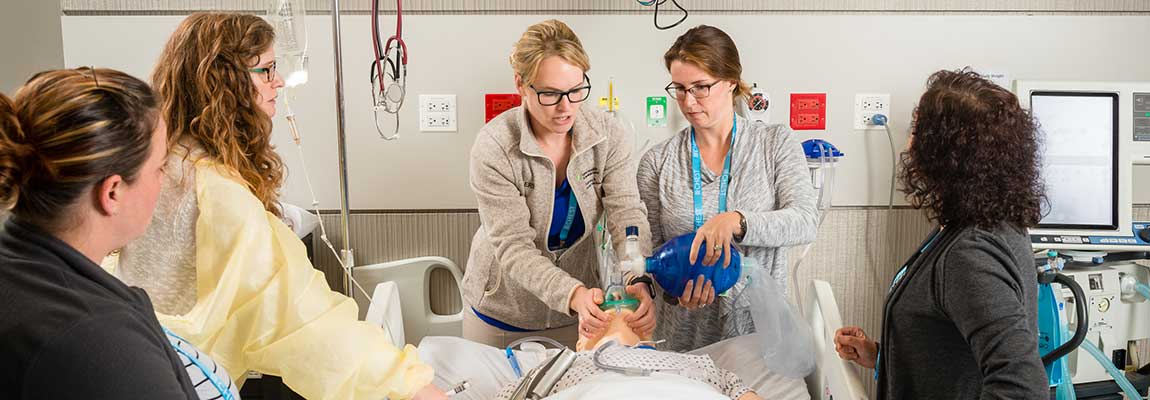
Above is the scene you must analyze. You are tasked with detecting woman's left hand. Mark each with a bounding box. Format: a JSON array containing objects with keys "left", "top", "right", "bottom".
[
  {"left": 689, "top": 211, "right": 744, "bottom": 268},
  {"left": 624, "top": 282, "right": 656, "bottom": 336}
]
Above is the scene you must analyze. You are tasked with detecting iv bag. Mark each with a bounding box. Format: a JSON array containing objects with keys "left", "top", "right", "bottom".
[{"left": 268, "top": 0, "right": 309, "bottom": 87}]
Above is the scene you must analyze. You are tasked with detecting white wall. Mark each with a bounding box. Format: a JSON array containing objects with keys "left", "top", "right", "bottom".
[
  {"left": 2, "top": 1, "right": 63, "bottom": 94},
  {"left": 62, "top": 14, "right": 1150, "bottom": 209}
]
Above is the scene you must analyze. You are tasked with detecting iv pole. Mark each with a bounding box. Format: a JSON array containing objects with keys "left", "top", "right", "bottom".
[{"left": 330, "top": 0, "right": 354, "bottom": 295}]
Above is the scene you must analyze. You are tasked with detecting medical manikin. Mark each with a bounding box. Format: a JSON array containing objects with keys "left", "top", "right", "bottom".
[{"left": 494, "top": 300, "right": 764, "bottom": 400}]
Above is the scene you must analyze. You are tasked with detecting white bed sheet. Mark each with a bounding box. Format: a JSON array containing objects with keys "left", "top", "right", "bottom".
[
  {"left": 546, "top": 372, "right": 730, "bottom": 400},
  {"left": 417, "top": 335, "right": 810, "bottom": 400}
]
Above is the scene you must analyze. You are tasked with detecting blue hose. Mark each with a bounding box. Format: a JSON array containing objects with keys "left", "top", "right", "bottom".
[
  {"left": 1079, "top": 340, "right": 1145, "bottom": 399},
  {"left": 1136, "top": 282, "right": 1150, "bottom": 301}
]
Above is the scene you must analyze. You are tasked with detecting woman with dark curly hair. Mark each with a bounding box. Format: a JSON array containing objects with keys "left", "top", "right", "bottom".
[{"left": 832, "top": 69, "right": 1048, "bottom": 399}]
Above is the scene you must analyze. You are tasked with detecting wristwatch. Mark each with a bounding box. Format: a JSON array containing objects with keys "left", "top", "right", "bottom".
[
  {"left": 629, "top": 275, "right": 657, "bottom": 299},
  {"left": 734, "top": 210, "right": 747, "bottom": 243}
]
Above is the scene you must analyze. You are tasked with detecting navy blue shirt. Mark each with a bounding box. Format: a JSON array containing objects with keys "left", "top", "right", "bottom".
[
  {"left": 547, "top": 179, "right": 585, "bottom": 251},
  {"left": 0, "top": 218, "right": 199, "bottom": 399}
]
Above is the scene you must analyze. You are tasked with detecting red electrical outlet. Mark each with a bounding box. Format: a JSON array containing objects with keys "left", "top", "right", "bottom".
[
  {"left": 790, "top": 93, "right": 827, "bottom": 130},
  {"left": 485, "top": 94, "right": 522, "bottom": 123}
]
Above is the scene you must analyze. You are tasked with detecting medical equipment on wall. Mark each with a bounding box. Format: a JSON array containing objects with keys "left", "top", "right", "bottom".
[
  {"left": 619, "top": 231, "right": 750, "bottom": 298},
  {"left": 595, "top": 77, "right": 647, "bottom": 153},
  {"left": 370, "top": 0, "right": 407, "bottom": 140},
  {"left": 745, "top": 83, "right": 769, "bottom": 123},
  {"left": 636, "top": 0, "right": 688, "bottom": 30},
  {"left": 790, "top": 139, "right": 842, "bottom": 300}
]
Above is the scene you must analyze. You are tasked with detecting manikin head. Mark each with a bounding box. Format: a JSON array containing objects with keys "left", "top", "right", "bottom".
[{"left": 575, "top": 293, "right": 653, "bottom": 351}]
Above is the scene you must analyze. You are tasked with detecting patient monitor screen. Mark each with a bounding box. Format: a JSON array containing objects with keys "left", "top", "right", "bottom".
[{"left": 1031, "top": 91, "right": 1119, "bottom": 230}]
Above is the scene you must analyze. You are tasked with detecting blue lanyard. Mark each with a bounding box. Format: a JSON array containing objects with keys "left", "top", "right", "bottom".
[
  {"left": 164, "top": 328, "right": 235, "bottom": 400},
  {"left": 887, "top": 227, "right": 943, "bottom": 295},
  {"left": 690, "top": 114, "right": 738, "bottom": 230},
  {"left": 559, "top": 189, "right": 578, "bottom": 246}
]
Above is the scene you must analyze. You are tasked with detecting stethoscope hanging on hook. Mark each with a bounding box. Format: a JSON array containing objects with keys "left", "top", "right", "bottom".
[
  {"left": 636, "top": 0, "right": 688, "bottom": 30},
  {"left": 370, "top": 0, "right": 406, "bottom": 140}
]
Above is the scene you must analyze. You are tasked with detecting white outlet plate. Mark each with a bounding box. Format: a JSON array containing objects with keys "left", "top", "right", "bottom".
[
  {"left": 853, "top": 93, "right": 891, "bottom": 130},
  {"left": 419, "top": 94, "right": 457, "bottom": 132}
]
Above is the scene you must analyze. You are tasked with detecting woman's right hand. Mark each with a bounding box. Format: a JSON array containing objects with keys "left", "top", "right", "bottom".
[
  {"left": 570, "top": 286, "right": 610, "bottom": 339},
  {"left": 834, "top": 326, "right": 878, "bottom": 369}
]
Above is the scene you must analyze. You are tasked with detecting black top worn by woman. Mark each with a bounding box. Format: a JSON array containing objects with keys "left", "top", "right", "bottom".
[
  {"left": 877, "top": 223, "right": 1047, "bottom": 399},
  {"left": 0, "top": 218, "right": 198, "bottom": 399}
]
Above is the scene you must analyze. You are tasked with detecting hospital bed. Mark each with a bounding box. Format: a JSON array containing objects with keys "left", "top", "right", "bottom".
[
  {"left": 353, "top": 256, "right": 465, "bottom": 345},
  {"left": 353, "top": 258, "right": 868, "bottom": 399}
]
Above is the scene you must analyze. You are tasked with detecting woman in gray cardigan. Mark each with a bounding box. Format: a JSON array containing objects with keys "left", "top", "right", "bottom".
[
  {"left": 462, "top": 19, "right": 654, "bottom": 349},
  {"left": 834, "top": 69, "right": 1048, "bottom": 399},
  {"left": 637, "top": 25, "right": 819, "bottom": 352}
]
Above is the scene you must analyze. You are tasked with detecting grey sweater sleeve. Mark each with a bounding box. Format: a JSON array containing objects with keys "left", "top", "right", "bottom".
[
  {"left": 735, "top": 126, "right": 819, "bottom": 248},
  {"left": 470, "top": 133, "right": 584, "bottom": 315},
  {"left": 937, "top": 233, "right": 1048, "bottom": 400},
  {"left": 636, "top": 148, "right": 666, "bottom": 250}
]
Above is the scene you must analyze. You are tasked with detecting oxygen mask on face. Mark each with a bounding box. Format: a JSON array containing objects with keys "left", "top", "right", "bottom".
[{"left": 600, "top": 284, "right": 639, "bottom": 313}]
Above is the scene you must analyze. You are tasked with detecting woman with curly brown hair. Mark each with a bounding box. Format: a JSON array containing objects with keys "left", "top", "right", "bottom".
[
  {"left": 113, "top": 13, "right": 444, "bottom": 400},
  {"left": 833, "top": 69, "right": 1048, "bottom": 399}
]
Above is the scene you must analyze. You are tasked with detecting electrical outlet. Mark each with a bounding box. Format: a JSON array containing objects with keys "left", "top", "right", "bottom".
[
  {"left": 485, "top": 93, "right": 522, "bottom": 123},
  {"left": 419, "top": 94, "right": 457, "bottom": 132},
  {"left": 425, "top": 115, "right": 452, "bottom": 129},
  {"left": 796, "top": 114, "right": 821, "bottom": 126},
  {"left": 790, "top": 93, "right": 826, "bottom": 130},
  {"left": 854, "top": 93, "right": 891, "bottom": 130}
]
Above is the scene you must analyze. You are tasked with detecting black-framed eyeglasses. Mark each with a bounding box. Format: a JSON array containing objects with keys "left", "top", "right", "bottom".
[
  {"left": 665, "top": 81, "right": 720, "bottom": 100},
  {"left": 248, "top": 61, "right": 278, "bottom": 83},
  {"left": 530, "top": 74, "right": 592, "bottom": 106}
]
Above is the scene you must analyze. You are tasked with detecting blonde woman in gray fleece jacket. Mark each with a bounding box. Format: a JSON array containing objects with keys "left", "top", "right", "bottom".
[
  {"left": 461, "top": 19, "right": 655, "bottom": 349},
  {"left": 637, "top": 25, "right": 819, "bottom": 352}
]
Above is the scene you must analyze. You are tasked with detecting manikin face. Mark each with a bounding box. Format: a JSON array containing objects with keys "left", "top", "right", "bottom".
[{"left": 576, "top": 308, "right": 650, "bottom": 352}]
